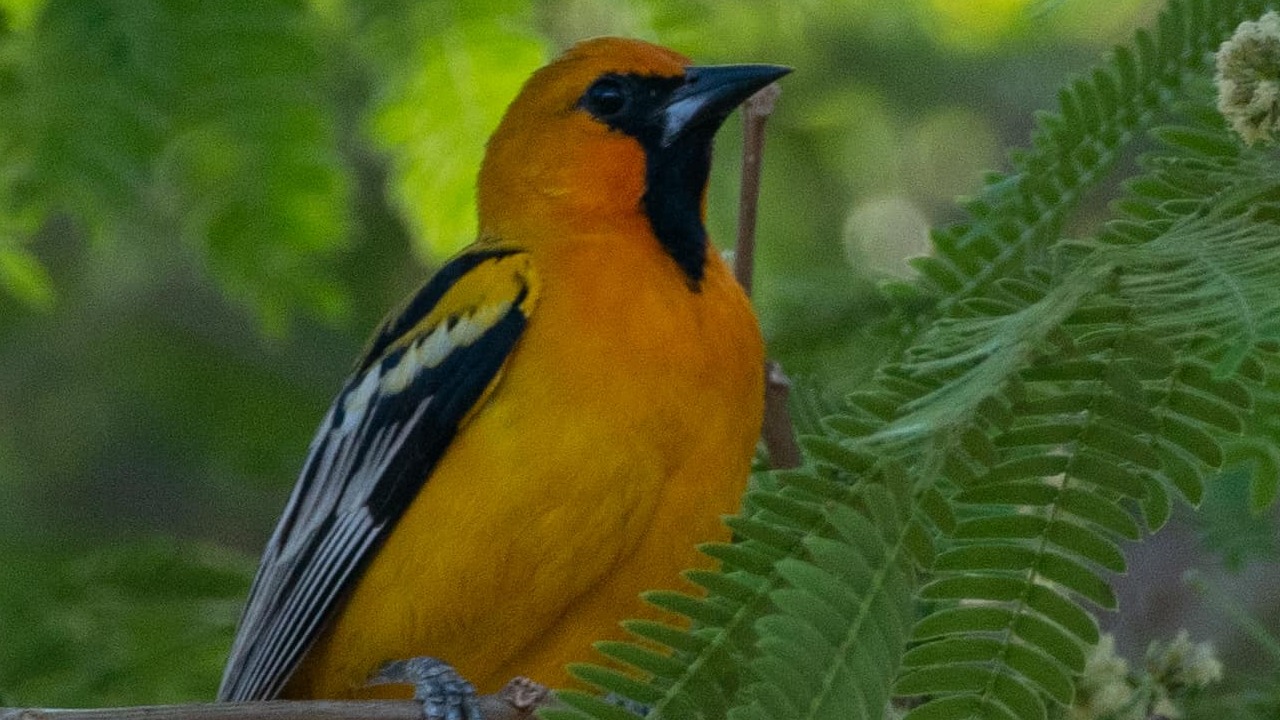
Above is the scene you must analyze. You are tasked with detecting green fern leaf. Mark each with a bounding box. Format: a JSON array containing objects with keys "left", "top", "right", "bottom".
[
  {"left": 729, "top": 484, "right": 915, "bottom": 720},
  {"left": 545, "top": 690, "right": 649, "bottom": 720},
  {"left": 542, "top": 4, "right": 1280, "bottom": 720}
]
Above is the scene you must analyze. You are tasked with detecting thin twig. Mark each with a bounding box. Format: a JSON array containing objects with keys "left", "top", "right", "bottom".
[
  {"left": 733, "top": 83, "right": 782, "bottom": 296},
  {"left": 732, "top": 83, "right": 802, "bottom": 469},
  {"left": 761, "top": 360, "right": 802, "bottom": 468}
]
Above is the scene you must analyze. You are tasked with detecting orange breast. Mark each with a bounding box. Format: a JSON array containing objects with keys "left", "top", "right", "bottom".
[{"left": 284, "top": 231, "right": 764, "bottom": 697}]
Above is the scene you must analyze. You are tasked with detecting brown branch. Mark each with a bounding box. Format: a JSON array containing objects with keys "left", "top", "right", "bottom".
[
  {"left": 732, "top": 83, "right": 781, "bottom": 297},
  {"left": 732, "top": 83, "right": 801, "bottom": 470},
  {"left": 0, "top": 678, "right": 552, "bottom": 720},
  {"left": 761, "top": 360, "right": 802, "bottom": 468},
  {"left": 0, "top": 701, "right": 424, "bottom": 720}
]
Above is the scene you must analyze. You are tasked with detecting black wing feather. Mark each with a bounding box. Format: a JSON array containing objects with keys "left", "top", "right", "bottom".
[{"left": 218, "top": 248, "right": 530, "bottom": 700}]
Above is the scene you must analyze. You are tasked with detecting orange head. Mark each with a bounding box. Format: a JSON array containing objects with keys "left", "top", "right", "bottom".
[{"left": 477, "top": 37, "right": 789, "bottom": 287}]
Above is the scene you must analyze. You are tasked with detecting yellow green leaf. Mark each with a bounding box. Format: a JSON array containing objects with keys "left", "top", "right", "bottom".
[{"left": 372, "top": 21, "right": 547, "bottom": 259}]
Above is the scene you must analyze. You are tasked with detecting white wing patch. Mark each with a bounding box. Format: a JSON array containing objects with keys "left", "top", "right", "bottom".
[
  {"left": 219, "top": 392, "right": 434, "bottom": 699},
  {"left": 218, "top": 247, "right": 538, "bottom": 701},
  {"left": 366, "top": 299, "right": 515, "bottom": 399},
  {"left": 339, "top": 371, "right": 380, "bottom": 433}
]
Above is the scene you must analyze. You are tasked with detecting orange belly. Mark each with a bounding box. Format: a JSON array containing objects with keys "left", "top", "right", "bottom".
[{"left": 283, "top": 242, "right": 763, "bottom": 698}]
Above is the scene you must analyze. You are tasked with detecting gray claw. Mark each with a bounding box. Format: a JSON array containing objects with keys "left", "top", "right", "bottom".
[{"left": 371, "top": 656, "right": 482, "bottom": 720}]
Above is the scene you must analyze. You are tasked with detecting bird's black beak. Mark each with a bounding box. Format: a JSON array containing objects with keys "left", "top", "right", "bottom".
[{"left": 661, "top": 63, "right": 792, "bottom": 147}]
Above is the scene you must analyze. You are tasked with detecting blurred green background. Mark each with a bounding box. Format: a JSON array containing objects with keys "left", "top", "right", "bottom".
[{"left": 2, "top": 0, "right": 1275, "bottom": 708}]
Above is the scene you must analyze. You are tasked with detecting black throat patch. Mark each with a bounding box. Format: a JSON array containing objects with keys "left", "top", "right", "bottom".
[{"left": 577, "top": 72, "right": 712, "bottom": 290}]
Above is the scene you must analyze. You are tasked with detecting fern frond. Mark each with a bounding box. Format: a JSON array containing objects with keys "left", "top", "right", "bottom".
[
  {"left": 891, "top": 167, "right": 1275, "bottom": 718},
  {"left": 844, "top": 2, "right": 1280, "bottom": 716},
  {"left": 914, "top": 0, "right": 1270, "bottom": 312},
  {"left": 728, "top": 478, "right": 917, "bottom": 720},
  {"left": 546, "top": 2, "right": 1280, "bottom": 719},
  {"left": 546, "top": 457, "right": 920, "bottom": 720}
]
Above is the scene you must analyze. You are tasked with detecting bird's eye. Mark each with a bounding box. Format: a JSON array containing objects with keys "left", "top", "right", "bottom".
[{"left": 582, "top": 77, "right": 629, "bottom": 117}]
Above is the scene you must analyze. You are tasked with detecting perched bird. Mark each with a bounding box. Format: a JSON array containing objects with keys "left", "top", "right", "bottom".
[{"left": 219, "top": 36, "right": 786, "bottom": 704}]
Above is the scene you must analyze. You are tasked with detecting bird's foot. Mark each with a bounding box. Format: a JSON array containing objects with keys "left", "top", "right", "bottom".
[{"left": 371, "top": 656, "right": 482, "bottom": 720}]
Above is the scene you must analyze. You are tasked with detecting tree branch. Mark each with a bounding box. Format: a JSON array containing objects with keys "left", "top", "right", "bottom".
[
  {"left": 733, "top": 83, "right": 781, "bottom": 296},
  {"left": 0, "top": 698, "right": 519, "bottom": 720},
  {"left": 0, "top": 678, "right": 551, "bottom": 720},
  {"left": 732, "top": 83, "right": 802, "bottom": 469}
]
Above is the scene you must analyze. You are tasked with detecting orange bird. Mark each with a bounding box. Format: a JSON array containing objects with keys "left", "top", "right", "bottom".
[{"left": 219, "top": 37, "right": 786, "bottom": 706}]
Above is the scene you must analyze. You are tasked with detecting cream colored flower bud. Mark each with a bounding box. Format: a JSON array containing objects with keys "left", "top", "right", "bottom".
[
  {"left": 1216, "top": 11, "right": 1280, "bottom": 145},
  {"left": 1146, "top": 629, "right": 1224, "bottom": 690}
]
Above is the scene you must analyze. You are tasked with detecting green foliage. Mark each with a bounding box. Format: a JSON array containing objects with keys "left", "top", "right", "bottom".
[
  {"left": 2, "top": 0, "right": 1279, "bottom": 716},
  {"left": 359, "top": 2, "right": 548, "bottom": 258},
  {"left": 0, "top": 0, "right": 350, "bottom": 330},
  {"left": 1196, "top": 467, "right": 1279, "bottom": 569},
  {"left": 545, "top": 0, "right": 1280, "bottom": 718},
  {"left": 0, "top": 246, "right": 51, "bottom": 309},
  {"left": 0, "top": 539, "right": 251, "bottom": 705}
]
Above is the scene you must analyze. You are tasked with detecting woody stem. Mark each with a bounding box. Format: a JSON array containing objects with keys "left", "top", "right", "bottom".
[{"left": 733, "top": 83, "right": 801, "bottom": 470}]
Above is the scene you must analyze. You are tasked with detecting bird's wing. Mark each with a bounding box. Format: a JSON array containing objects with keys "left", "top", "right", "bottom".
[{"left": 218, "top": 245, "right": 539, "bottom": 701}]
